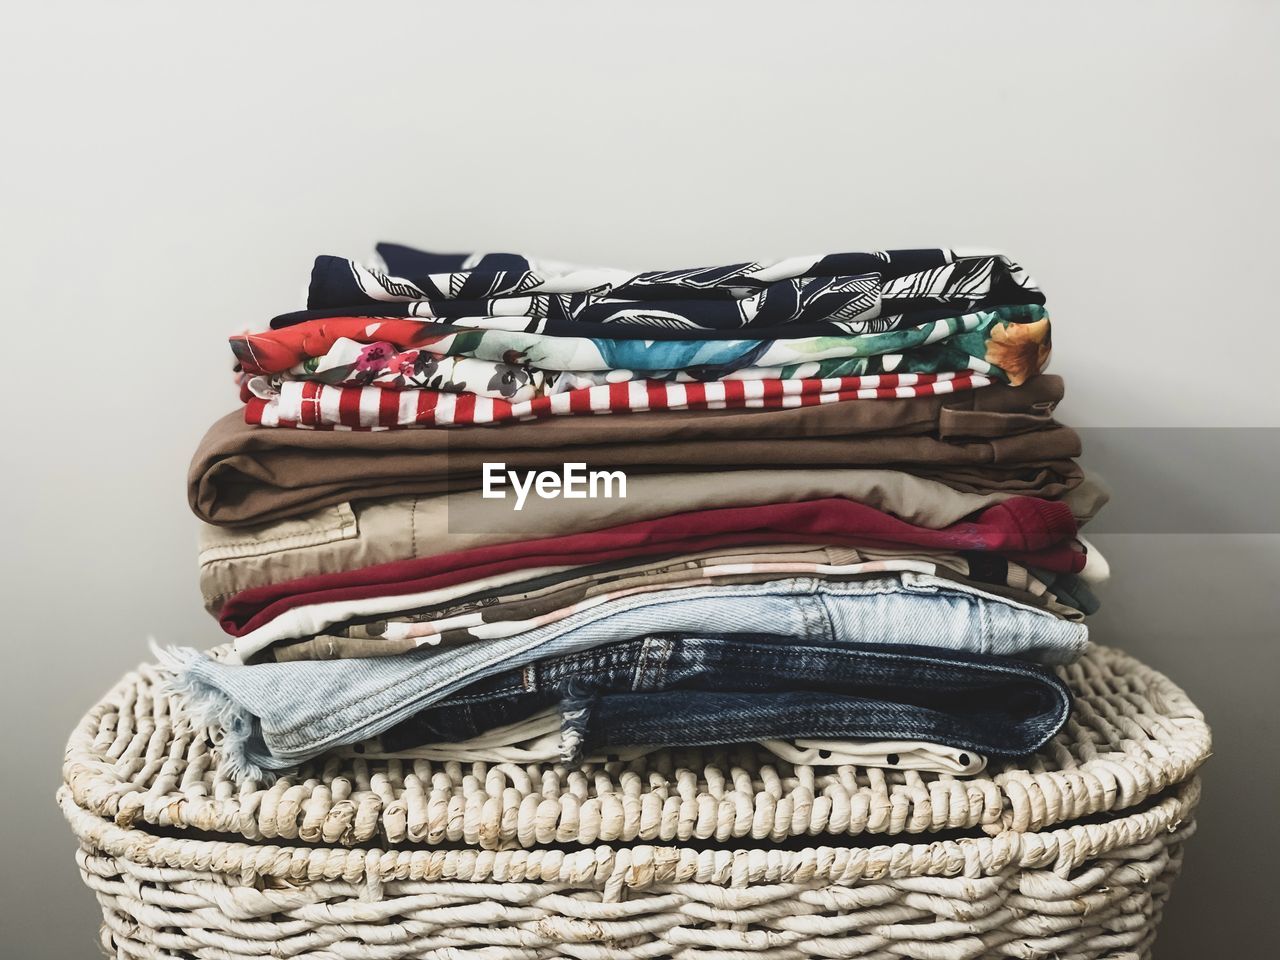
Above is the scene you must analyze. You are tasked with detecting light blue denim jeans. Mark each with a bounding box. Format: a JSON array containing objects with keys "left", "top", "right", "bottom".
[{"left": 167, "top": 573, "right": 1089, "bottom": 780}]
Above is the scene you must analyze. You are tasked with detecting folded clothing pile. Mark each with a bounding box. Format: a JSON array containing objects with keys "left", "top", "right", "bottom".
[{"left": 173, "top": 244, "right": 1105, "bottom": 782}]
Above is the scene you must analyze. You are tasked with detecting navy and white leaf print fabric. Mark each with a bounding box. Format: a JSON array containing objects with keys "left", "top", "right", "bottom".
[{"left": 280, "top": 244, "right": 1044, "bottom": 341}]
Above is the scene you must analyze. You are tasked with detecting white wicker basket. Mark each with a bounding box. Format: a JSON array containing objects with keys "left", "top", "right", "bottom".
[{"left": 59, "top": 645, "right": 1209, "bottom": 959}]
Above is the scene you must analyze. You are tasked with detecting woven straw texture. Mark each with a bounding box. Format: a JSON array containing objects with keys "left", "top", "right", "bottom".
[
  {"left": 61, "top": 645, "right": 1209, "bottom": 851},
  {"left": 61, "top": 780, "right": 1198, "bottom": 959},
  {"left": 59, "top": 644, "right": 1208, "bottom": 959}
]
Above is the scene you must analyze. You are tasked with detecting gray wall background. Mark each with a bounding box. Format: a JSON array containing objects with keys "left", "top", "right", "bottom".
[{"left": 2, "top": 1, "right": 1275, "bottom": 954}]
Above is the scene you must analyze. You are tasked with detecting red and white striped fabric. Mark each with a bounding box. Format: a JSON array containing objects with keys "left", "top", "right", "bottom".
[{"left": 245, "top": 372, "right": 991, "bottom": 430}]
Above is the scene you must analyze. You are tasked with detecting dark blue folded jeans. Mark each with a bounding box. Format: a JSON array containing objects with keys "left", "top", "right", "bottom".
[{"left": 379, "top": 635, "right": 1072, "bottom": 760}]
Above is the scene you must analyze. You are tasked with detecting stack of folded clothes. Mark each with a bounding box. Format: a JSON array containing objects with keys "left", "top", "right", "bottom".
[{"left": 173, "top": 244, "right": 1106, "bottom": 782}]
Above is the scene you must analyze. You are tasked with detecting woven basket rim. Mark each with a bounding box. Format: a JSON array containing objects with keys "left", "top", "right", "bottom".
[
  {"left": 60, "top": 645, "right": 1210, "bottom": 852},
  {"left": 59, "top": 776, "right": 1199, "bottom": 890}
]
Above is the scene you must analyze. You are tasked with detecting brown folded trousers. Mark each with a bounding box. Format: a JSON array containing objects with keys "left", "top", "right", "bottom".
[{"left": 190, "top": 376, "right": 1081, "bottom": 526}]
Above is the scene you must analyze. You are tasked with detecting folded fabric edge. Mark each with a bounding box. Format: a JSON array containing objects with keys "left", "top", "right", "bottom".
[
  {"left": 558, "top": 677, "right": 596, "bottom": 764},
  {"left": 150, "top": 642, "right": 275, "bottom": 785}
]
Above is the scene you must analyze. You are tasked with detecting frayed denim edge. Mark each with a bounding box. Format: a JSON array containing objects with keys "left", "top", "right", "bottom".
[{"left": 150, "top": 643, "right": 275, "bottom": 785}]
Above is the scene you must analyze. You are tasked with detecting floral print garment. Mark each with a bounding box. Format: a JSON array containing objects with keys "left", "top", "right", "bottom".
[
  {"left": 243, "top": 334, "right": 1018, "bottom": 403},
  {"left": 232, "top": 304, "right": 1052, "bottom": 387}
]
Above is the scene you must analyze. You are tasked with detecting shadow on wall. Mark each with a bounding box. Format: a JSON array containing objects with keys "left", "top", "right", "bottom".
[
  {"left": 1076, "top": 415, "right": 1280, "bottom": 959},
  {"left": 1077, "top": 428, "right": 1278, "bottom": 533}
]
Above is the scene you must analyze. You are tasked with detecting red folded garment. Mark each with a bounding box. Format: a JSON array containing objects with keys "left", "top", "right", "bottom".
[
  {"left": 218, "top": 496, "right": 1082, "bottom": 637},
  {"left": 243, "top": 374, "right": 991, "bottom": 430}
]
